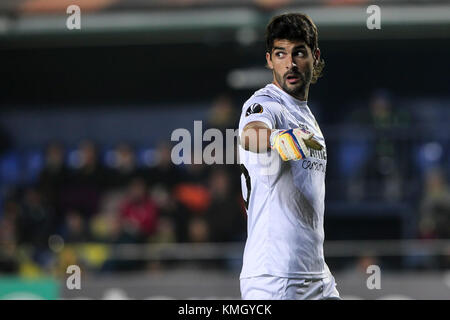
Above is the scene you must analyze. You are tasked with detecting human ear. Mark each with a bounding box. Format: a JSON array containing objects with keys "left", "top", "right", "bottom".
[
  {"left": 314, "top": 48, "right": 321, "bottom": 66},
  {"left": 266, "top": 52, "right": 273, "bottom": 70}
]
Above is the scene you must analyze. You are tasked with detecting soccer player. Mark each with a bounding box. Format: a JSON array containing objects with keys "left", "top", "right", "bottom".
[{"left": 238, "top": 13, "right": 340, "bottom": 300}]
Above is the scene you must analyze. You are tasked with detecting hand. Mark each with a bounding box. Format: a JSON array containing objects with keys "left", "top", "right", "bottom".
[{"left": 270, "top": 128, "right": 323, "bottom": 161}]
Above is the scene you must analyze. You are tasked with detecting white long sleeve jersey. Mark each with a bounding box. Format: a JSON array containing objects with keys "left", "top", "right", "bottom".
[{"left": 238, "top": 83, "right": 329, "bottom": 279}]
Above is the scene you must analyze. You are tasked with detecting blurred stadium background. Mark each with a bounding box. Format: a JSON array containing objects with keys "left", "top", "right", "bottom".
[{"left": 0, "top": 0, "right": 449, "bottom": 299}]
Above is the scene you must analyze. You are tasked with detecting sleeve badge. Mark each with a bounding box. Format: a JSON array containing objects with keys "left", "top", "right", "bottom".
[{"left": 245, "top": 103, "right": 264, "bottom": 117}]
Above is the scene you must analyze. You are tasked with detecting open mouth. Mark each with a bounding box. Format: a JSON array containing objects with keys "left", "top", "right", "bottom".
[{"left": 286, "top": 74, "right": 300, "bottom": 84}]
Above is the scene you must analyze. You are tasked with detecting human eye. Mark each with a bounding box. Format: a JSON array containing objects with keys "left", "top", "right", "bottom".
[
  {"left": 274, "top": 51, "right": 285, "bottom": 58},
  {"left": 295, "top": 50, "right": 306, "bottom": 57}
]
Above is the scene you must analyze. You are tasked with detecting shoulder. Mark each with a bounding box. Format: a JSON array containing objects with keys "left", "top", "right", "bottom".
[
  {"left": 241, "top": 85, "right": 284, "bottom": 116},
  {"left": 238, "top": 85, "right": 287, "bottom": 131}
]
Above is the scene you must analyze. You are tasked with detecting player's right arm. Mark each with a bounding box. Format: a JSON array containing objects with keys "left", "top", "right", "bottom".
[
  {"left": 240, "top": 121, "right": 323, "bottom": 160},
  {"left": 239, "top": 97, "right": 322, "bottom": 160},
  {"left": 240, "top": 121, "right": 272, "bottom": 153}
]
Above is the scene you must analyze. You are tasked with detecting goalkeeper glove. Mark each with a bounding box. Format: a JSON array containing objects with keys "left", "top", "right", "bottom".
[{"left": 270, "top": 128, "right": 323, "bottom": 161}]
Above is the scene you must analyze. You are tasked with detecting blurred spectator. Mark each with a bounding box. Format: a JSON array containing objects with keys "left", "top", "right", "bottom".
[
  {"left": 206, "top": 94, "right": 240, "bottom": 165},
  {"left": 150, "top": 184, "right": 187, "bottom": 242},
  {"left": 117, "top": 178, "right": 160, "bottom": 243},
  {"left": 350, "top": 89, "right": 412, "bottom": 201},
  {"left": 205, "top": 167, "right": 246, "bottom": 242},
  {"left": 17, "top": 187, "right": 54, "bottom": 247},
  {"left": 171, "top": 168, "right": 210, "bottom": 243},
  {"left": 89, "top": 190, "right": 125, "bottom": 242},
  {"left": 146, "top": 141, "right": 180, "bottom": 191},
  {"left": 108, "top": 143, "right": 140, "bottom": 189},
  {"left": 37, "top": 142, "right": 68, "bottom": 225},
  {"left": 352, "top": 89, "right": 410, "bottom": 129},
  {"left": 418, "top": 168, "right": 450, "bottom": 239},
  {"left": 0, "top": 200, "right": 19, "bottom": 273},
  {"left": 60, "top": 209, "right": 90, "bottom": 243},
  {"left": 206, "top": 93, "right": 238, "bottom": 133},
  {"left": 140, "top": 141, "right": 184, "bottom": 243},
  {"left": 167, "top": 148, "right": 211, "bottom": 242},
  {"left": 61, "top": 140, "right": 107, "bottom": 219},
  {"left": 100, "top": 178, "right": 160, "bottom": 272},
  {"left": 205, "top": 93, "right": 242, "bottom": 200},
  {"left": 188, "top": 217, "right": 210, "bottom": 243},
  {"left": 150, "top": 216, "right": 176, "bottom": 243},
  {"left": 182, "top": 160, "right": 210, "bottom": 184},
  {"left": 174, "top": 181, "right": 210, "bottom": 214}
]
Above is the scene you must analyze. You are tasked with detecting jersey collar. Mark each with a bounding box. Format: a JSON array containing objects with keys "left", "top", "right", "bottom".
[{"left": 267, "top": 83, "right": 308, "bottom": 109}]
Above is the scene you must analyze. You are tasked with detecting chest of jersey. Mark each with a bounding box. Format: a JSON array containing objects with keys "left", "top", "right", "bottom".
[{"left": 278, "top": 105, "right": 327, "bottom": 157}]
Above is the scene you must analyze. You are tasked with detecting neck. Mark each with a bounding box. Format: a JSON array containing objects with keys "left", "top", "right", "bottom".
[{"left": 272, "top": 81, "right": 309, "bottom": 102}]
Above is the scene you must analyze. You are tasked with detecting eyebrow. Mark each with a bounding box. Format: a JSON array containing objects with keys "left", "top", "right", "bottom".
[{"left": 273, "top": 44, "right": 307, "bottom": 52}]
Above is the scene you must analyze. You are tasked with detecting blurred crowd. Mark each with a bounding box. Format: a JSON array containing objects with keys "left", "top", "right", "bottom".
[
  {"left": 343, "top": 90, "right": 450, "bottom": 269},
  {"left": 0, "top": 96, "right": 246, "bottom": 274},
  {"left": 348, "top": 91, "right": 450, "bottom": 240},
  {"left": 1, "top": 90, "right": 449, "bottom": 274},
  {"left": 0, "top": 140, "right": 246, "bottom": 274}
]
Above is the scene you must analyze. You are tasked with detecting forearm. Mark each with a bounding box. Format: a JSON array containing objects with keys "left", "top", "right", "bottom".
[{"left": 240, "top": 124, "right": 273, "bottom": 153}]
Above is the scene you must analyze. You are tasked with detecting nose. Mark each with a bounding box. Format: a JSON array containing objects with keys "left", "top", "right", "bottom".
[{"left": 286, "top": 55, "right": 297, "bottom": 69}]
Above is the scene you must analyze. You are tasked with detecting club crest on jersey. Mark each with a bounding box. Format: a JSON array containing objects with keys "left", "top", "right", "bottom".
[
  {"left": 245, "top": 103, "right": 263, "bottom": 117},
  {"left": 298, "top": 123, "right": 310, "bottom": 132}
]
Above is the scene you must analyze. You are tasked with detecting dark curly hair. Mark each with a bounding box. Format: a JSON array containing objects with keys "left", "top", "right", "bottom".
[{"left": 265, "top": 13, "right": 325, "bottom": 84}]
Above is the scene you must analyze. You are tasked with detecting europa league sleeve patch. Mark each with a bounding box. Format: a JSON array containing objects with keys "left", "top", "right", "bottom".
[{"left": 245, "top": 103, "right": 264, "bottom": 117}]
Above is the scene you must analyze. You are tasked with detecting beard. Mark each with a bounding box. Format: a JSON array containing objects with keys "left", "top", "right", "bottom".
[{"left": 275, "top": 68, "right": 312, "bottom": 99}]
